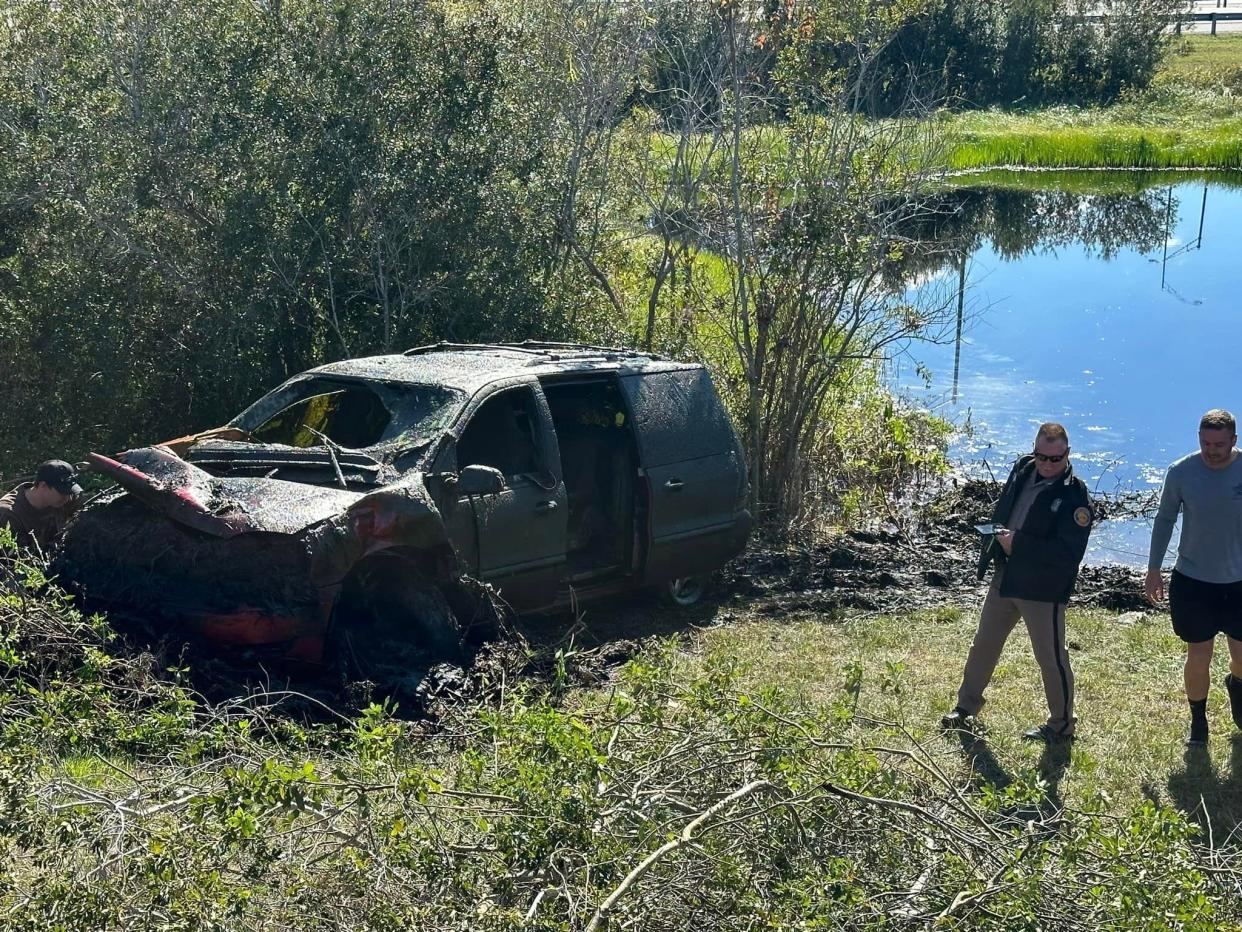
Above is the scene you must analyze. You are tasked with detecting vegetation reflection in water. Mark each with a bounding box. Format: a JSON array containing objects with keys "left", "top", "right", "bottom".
[{"left": 898, "top": 171, "right": 1242, "bottom": 566}]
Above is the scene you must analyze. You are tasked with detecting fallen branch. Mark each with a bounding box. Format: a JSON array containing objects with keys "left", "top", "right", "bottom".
[{"left": 585, "top": 779, "right": 775, "bottom": 932}]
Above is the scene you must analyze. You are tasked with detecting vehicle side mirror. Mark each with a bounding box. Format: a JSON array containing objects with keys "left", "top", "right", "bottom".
[{"left": 456, "top": 464, "right": 506, "bottom": 496}]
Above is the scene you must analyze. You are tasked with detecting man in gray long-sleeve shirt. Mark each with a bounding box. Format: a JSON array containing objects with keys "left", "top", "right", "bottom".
[{"left": 1146, "top": 408, "right": 1242, "bottom": 747}]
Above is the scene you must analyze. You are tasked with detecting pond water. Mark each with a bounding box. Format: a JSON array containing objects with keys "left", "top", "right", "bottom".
[{"left": 896, "top": 172, "right": 1242, "bottom": 566}]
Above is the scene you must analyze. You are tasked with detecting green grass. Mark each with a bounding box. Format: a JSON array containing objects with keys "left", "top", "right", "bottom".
[
  {"left": 1160, "top": 34, "right": 1242, "bottom": 91},
  {"left": 6, "top": 540, "right": 1242, "bottom": 926},
  {"left": 938, "top": 35, "right": 1242, "bottom": 172},
  {"left": 688, "top": 600, "right": 1242, "bottom": 833},
  {"left": 643, "top": 103, "right": 1242, "bottom": 183},
  {"left": 938, "top": 112, "right": 1242, "bottom": 171}
]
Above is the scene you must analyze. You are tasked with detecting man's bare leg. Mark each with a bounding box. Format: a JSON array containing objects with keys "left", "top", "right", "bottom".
[
  {"left": 1227, "top": 636, "right": 1242, "bottom": 680},
  {"left": 1186, "top": 639, "right": 1215, "bottom": 701}
]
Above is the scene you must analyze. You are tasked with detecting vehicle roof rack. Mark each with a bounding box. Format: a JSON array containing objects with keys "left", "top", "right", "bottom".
[{"left": 402, "top": 340, "right": 665, "bottom": 363}]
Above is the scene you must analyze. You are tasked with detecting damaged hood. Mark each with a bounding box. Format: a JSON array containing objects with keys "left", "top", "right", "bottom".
[
  {"left": 216, "top": 478, "right": 364, "bottom": 534},
  {"left": 90, "top": 448, "right": 366, "bottom": 537},
  {"left": 88, "top": 448, "right": 455, "bottom": 581}
]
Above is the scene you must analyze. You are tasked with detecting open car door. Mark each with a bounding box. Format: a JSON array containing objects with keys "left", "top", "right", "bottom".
[{"left": 620, "top": 368, "right": 747, "bottom": 582}]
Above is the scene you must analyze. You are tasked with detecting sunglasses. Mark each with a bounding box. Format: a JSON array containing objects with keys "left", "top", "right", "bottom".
[{"left": 1033, "top": 449, "right": 1068, "bottom": 464}]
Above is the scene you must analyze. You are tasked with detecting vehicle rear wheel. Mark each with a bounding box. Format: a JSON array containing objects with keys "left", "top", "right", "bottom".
[{"left": 664, "top": 574, "right": 708, "bottom": 607}]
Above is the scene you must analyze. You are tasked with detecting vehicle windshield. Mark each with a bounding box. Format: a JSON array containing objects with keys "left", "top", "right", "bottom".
[{"left": 240, "top": 378, "right": 464, "bottom": 450}]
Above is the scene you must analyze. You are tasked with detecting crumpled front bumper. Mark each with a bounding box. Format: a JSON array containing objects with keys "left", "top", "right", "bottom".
[{"left": 58, "top": 447, "right": 460, "bottom": 664}]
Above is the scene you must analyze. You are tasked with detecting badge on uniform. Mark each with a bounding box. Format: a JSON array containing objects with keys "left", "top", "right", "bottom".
[
  {"left": 1073, "top": 506, "right": 1091, "bottom": 528},
  {"left": 1050, "top": 498, "right": 1062, "bottom": 513}
]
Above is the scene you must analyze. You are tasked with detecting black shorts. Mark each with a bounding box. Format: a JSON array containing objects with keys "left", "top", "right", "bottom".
[{"left": 1169, "top": 570, "right": 1242, "bottom": 643}]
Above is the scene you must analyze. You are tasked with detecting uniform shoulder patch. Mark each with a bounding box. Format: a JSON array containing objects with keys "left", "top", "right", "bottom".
[{"left": 1073, "top": 506, "right": 1092, "bottom": 528}]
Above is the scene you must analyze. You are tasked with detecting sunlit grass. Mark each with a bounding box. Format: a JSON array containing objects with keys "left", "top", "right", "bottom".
[
  {"left": 638, "top": 33, "right": 1242, "bottom": 179},
  {"left": 936, "top": 43, "right": 1242, "bottom": 171},
  {"left": 942, "top": 116, "right": 1242, "bottom": 171},
  {"left": 689, "top": 602, "right": 1242, "bottom": 828},
  {"left": 52, "top": 753, "right": 139, "bottom": 790},
  {"left": 643, "top": 108, "right": 1242, "bottom": 185},
  {"left": 1159, "top": 34, "right": 1242, "bottom": 91}
]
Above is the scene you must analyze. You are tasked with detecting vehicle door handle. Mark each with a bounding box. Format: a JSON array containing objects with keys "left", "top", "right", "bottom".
[
  {"left": 665, "top": 478, "right": 684, "bottom": 492},
  {"left": 535, "top": 500, "right": 558, "bottom": 514}
]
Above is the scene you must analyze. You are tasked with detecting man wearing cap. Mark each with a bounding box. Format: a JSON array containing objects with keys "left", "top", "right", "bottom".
[
  {"left": 0, "top": 460, "right": 84, "bottom": 554},
  {"left": 941, "top": 423, "right": 1094, "bottom": 742}
]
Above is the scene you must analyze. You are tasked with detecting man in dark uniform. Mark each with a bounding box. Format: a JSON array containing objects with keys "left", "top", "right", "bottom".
[
  {"left": 941, "top": 423, "right": 1094, "bottom": 742},
  {"left": 0, "top": 460, "right": 84, "bottom": 554}
]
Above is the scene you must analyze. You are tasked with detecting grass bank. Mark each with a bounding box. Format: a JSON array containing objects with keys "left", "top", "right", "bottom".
[
  {"left": 941, "top": 35, "right": 1242, "bottom": 171},
  {"left": 1160, "top": 34, "right": 1242, "bottom": 93},
  {"left": 942, "top": 102, "right": 1242, "bottom": 170}
]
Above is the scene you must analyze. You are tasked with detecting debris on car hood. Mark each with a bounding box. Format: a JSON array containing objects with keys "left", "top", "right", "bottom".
[{"left": 88, "top": 448, "right": 367, "bottom": 538}]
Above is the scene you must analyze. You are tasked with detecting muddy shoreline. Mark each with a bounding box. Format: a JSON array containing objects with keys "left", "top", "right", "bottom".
[{"left": 723, "top": 479, "right": 1152, "bottom": 618}]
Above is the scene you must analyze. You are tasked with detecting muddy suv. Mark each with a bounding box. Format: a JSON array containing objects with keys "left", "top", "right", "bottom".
[{"left": 58, "top": 343, "right": 752, "bottom": 668}]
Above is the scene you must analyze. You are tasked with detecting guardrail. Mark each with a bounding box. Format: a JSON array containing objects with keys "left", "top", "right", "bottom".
[
  {"left": 1083, "top": 11, "right": 1242, "bottom": 33},
  {"left": 1084, "top": 12, "right": 1242, "bottom": 19},
  {"left": 1184, "top": 11, "right": 1242, "bottom": 33}
]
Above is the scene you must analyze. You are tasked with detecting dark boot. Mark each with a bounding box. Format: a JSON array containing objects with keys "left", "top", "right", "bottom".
[
  {"left": 1225, "top": 674, "right": 1242, "bottom": 730},
  {"left": 1188, "top": 698, "right": 1209, "bottom": 747},
  {"left": 940, "top": 706, "right": 976, "bottom": 730},
  {"left": 1022, "top": 724, "right": 1075, "bottom": 743}
]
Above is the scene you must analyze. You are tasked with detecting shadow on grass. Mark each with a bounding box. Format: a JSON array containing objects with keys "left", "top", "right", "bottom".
[
  {"left": 950, "top": 728, "right": 1072, "bottom": 819},
  {"left": 1164, "top": 735, "right": 1242, "bottom": 845}
]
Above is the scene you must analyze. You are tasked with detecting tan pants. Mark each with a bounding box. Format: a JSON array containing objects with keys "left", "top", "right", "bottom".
[{"left": 955, "top": 569, "right": 1076, "bottom": 735}]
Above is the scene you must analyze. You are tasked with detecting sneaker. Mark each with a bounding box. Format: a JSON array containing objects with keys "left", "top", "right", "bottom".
[
  {"left": 940, "top": 707, "right": 975, "bottom": 730},
  {"left": 1021, "top": 724, "right": 1075, "bottom": 743},
  {"left": 1225, "top": 674, "right": 1242, "bottom": 730},
  {"left": 1187, "top": 717, "right": 1209, "bottom": 747}
]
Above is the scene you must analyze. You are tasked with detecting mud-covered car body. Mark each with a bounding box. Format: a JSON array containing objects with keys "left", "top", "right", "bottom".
[{"left": 58, "top": 343, "right": 752, "bottom": 663}]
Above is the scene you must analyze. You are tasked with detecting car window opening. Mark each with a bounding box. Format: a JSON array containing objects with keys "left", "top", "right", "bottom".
[
  {"left": 250, "top": 387, "right": 391, "bottom": 449},
  {"left": 544, "top": 380, "right": 636, "bottom": 579},
  {"left": 457, "top": 390, "right": 542, "bottom": 478}
]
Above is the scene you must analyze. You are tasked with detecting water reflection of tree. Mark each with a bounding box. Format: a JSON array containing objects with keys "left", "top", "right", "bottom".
[{"left": 889, "top": 186, "right": 1173, "bottom": 286}]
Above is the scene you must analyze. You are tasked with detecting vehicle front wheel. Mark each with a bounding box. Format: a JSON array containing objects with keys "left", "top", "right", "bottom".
[
  {"left": 329, "top": 563, "right": 463, "bottom": 692},
  {"left": 664, "top": 575, "right": 708, "bottom": 607}
]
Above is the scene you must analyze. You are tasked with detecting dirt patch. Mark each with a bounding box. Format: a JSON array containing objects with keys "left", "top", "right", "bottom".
[{"left": 723, "top": 479, "right": 1150, "bottom": 616}]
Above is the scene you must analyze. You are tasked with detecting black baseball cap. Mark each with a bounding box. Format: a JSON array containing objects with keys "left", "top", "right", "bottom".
[{"left": 35, "top": 460, "right": 83, "bottom": 497}]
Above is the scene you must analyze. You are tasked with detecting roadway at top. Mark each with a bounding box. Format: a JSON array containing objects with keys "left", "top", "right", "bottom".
[{"left": 1176, "top": 1, "right": 1242, "bottom": 33}]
